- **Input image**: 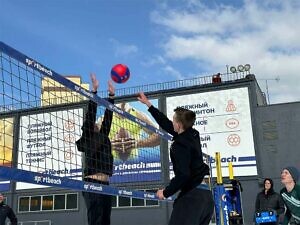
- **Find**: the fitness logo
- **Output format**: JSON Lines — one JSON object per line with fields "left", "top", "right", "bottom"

{"left": 226, "top": 100, "right": 236, "bottom": 112}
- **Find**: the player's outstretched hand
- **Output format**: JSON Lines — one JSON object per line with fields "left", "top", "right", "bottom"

{"left": 90, "top": 73, "right": 99, "bottom": 92}
{"left": 137, "top": 92, "right": 152, "bottom": 108}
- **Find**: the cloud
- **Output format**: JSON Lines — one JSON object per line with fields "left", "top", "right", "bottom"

{"left": 151, "top": 0, "right": 300, "bottom": 103}
{"left": 140, "top": 55, "right": 184, "bottom": 80}
{"left": 141, "top": 55, "right": 166, "bottom": 67}
{"left": 109, "top": 39, "right": 138, "bottom": 57}
{"left": 162, "top": 65, "right": 184, "bottom": 80}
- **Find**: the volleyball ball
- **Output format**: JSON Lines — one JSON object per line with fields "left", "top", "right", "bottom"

{"left": 111, "top": 64, "right": 130, "bottom": 83}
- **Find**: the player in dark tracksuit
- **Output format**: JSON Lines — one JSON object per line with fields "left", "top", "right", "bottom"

{"left": 76, "top": 74, "right": 115, "bottom": 225}
{"left": 137, "top": 92, "right": 214, "bottom": 225}
{"left": 0, "top": 194, "right": 17, "bottom": 225}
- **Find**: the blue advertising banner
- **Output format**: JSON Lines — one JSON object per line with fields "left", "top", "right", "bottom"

{"left": 214, "top": 185, "right": 230, "bottom": 225}
{"left": 0, "top": 166, "right": 173, "bottom": 201}
{"left": 97, "top": 100, "right": 162, "bottom": 183}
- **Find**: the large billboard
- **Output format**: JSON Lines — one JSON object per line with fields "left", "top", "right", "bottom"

{"left": 16, "top": 108, "right": 83, "bottom": 189}
{"left": 166, "top": 87, "right": 257, "bottom": 177}
{"left": 16, "top": 99, "right": 161, "bottom": 188}
{"left": 107, "top": 99, "right": 162, "bottom": 183}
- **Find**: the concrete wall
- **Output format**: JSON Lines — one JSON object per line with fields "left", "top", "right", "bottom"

{"left": 111, "top": 203, "right": 171, "bottom": 225}
{"left": 255, "top": 102, "right": 300, "bottom": 177}
{"left": 239, "top": 101, "right": 300, "bottom": 225}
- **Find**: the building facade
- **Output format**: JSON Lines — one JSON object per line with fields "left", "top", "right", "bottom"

{"left": 1, "top": 74, "right": 300, "bottom": 225}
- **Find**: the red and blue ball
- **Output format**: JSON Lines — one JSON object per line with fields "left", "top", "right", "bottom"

{"left": 111, "top": 64, "right": 130, "bottom": 83}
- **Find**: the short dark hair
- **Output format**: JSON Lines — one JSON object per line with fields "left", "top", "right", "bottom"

{"left": 174, "top": 107, "right": 196, "bottom": 130}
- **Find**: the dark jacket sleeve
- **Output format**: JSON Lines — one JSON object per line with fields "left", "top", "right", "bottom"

{"left": 82, "top": 100, "right": 97, "bottom": 136}
{"left": 76, "top": 100, "right": 97, "bottom": 152}
{"left": 148, "top": 105, "right": 177, "bottom": 136}
{"left": 255, "top": 193, "right": 260, "bottom": 212}
{"left": 276, "top": 193, "right": 285, "bottom": 216}
{"left": 76, "top": 98, "right": 114, "bottom": 152}
{"left": 163, "top": 141, "right": 191, "bottom": 198}
{"left": 7, "top": 206, "right": 17, "bottom": 225}
{"left": 282, "top": 209, "right": 291, "bottom": 225}
{"left": 99, "top": 97, "right": 114, "bottom": 136}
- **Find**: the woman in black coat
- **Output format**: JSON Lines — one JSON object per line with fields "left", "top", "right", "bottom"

{"left": 255, "top": 178, "right": 285, "bottom": 225}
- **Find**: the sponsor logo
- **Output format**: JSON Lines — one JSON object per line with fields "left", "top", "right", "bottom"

{"left": 118, "top": 190, "right": 133, "bottom": 196}
{"left": 64, "top": 149, "right": 74, "bottom": 160}
{"left": 83, "top": 183, "right": 103, "bottom": 192}
{"left": 225, "top": 118, "right": 239, "bottom": 129}
{"left": 34, "top": 175, "right": 62, "bottom": 185}
{"left": 64, "top": 120, "right": 75, "bottom": 131}
{"left": 135, "top": 118, "right": 146, "bottom": 126}
{"left": 226, "top": 100, "right": 236, "bottom": 112}
{"left": 25, "top": 58, "right": 53, "bottom": 76}
{"left": 227, "top": 134, "right": 240, "bottom": 146}
{"left": 143, "top": 193, "right": 155, "bottom": 199}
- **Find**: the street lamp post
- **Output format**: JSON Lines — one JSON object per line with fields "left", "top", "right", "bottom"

{"left": 259, "top": 77, "right": 280, "bottom": 104}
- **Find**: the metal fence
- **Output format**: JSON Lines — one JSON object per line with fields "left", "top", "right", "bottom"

{"left": 98, "top": 72, "right": 247, "bottom": 97}
{"left": 0, "top": 70, "right": 248, "bottom": 113}
{"left": 7, "top": 220, "right": 51, "bottom": 225}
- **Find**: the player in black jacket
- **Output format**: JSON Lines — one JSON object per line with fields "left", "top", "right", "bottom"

{"left": 0, "top": 194, "right": 17, "bottom": 225}
{"left": 76, "top": 74, "right": 115, "bottom": 225}
{"left": 137, "top": 92, "right": 214, "bottom": 225}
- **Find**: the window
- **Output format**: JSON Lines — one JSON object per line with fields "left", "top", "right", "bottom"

{"left": 18, "top": 193, "right": 78, "bottom": 213}
{"left": 145, "top": 189, "right": 159, "bottom": 206}
{"left": 42, "top": 195, "right": 53, "bottom": 211}
{"left": 54, "top": 195, "right": 65, "bottom": 210}
{"left": 30, "top": 196, "right": 41, "bottom": 211}
{"left": 19, "top": 197, "right": 30, "bottom": 212}
{"left": 111, "top": 196, "right": 117, "bottom": 207}
{"left": 66, "top": 193, "right": 77, "bottom": 209}
{"left": 146, "top": 199, "right": 159, "bottom": 206}
{"left": 118, "top": 196, "right": 130, "bottom": 207}
{"left": 132, "top": 198, "right": 144, "bottom": 206}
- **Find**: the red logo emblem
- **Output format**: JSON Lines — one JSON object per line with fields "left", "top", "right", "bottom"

{"left": 64, "top": 134, "right": 75, "bottom": 143}
{"left": 226, "top": 100, "right": 236, "bottom": 112}
{"left": 225, "top": 118, "right": 239, "bottom": 129}
{"left": 64, "top": 120, "right": 75, "bottom": 131}
{"left": 227, "top": 134, "right": 240, "bottom": 146}
{"left": 64, "top": 149, "right": 74, "bottom": 160}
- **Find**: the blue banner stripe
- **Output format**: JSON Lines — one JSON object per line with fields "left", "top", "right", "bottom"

{"left": 233, "top": 164, "right": 257, "bottom": 167}
{"left": 0, "top": 166, "right": 173, "bottom": 201}
{"left": 238, "top": 156, "right": 256, "bottom": 161}
{"left": 210, "top": 163, "right": 257, "bottom": 169}
{"left": 0, "top": 182, "right": 10, "bottom": 192}
{"left": 0, "top": 42, "right": 172, "bottom": 141}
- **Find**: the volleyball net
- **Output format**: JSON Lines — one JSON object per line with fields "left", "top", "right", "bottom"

{"left": 0, "top": 41, "right": 173, "bottom": 200}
